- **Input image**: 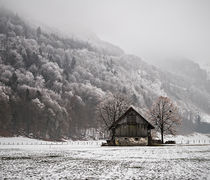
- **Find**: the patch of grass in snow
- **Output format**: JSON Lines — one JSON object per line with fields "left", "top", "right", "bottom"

{"left": 129, "top": 166, "right": 143, "bottom": 169}
{"left": 188, "top": 150, "right": 210, "bottom": 153}
{"left": 1, "top": 156, "right": 31, "bottom": 160}
{"left": 46, "top": 155, "right": 60, "bottom": 158}
{"left": 1, "top": 154, "right": 62, "bottom": 161}
{"left": 174, "top": 158, "right": 210, "bottom": 162}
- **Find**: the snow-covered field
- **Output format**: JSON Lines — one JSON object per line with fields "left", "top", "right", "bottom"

{"left": 1, "top": 137, "right": 210, "bottom": 179}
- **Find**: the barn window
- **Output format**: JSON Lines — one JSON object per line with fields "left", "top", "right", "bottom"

{"left": 127, "top": 111, "right": 136, "bottom": 124}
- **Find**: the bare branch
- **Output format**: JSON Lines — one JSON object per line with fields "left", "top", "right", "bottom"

{"left": 96, "top": 93, "right": 129, "bottom": 140}
{"left": 147, "top": 96, "right": 181, "bottom": 143}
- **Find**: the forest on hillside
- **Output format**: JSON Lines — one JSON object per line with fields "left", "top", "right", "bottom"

{"left": 0, "top": 9, "right": 210, "bottom": 140}
{"left": 0, "top": 9, "right": 138, "bottom": 139}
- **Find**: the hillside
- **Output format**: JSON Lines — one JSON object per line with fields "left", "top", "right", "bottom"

{"left": 0, "top": 9, "right": 209, "bottom": 140}
{"left": 153, "top": 58, "right": 210, "bottom": 128}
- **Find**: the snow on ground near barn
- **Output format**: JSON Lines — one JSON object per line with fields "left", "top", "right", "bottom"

{"left": 165, "top": 133, "right": 210, "bottom": 144}
{"left": 0, "top": 135, "right": 210, "bottom": 179}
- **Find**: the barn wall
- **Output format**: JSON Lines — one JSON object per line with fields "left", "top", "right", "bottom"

{"left": 115, "top": 124, "right": 148, "bottom": 137}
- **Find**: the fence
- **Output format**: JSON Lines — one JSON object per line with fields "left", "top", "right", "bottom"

{"left": 0, "top": 140, "right": 210, "bottom": 146}
{"left": 0, "top": 141, "right": 103, "bottom": 146}
{"left": 176, "top": 139, "right": 210, "bottom": 144}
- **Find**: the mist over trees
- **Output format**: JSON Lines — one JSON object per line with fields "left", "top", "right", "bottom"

{"left": 0, "top": 9, "right": 209, "bottom": 139}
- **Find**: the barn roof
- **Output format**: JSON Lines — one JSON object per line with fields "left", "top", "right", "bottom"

{"left": 112, "top": 106, "right": 155, "bottom": 129}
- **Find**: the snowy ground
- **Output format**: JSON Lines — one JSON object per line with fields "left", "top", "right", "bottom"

{"left": 0, "top": 137, "right": 210, "bottom": 179}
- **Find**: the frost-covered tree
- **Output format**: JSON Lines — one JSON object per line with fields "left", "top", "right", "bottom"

{"left": 148, "top": 96, "right": 181, "bottom": 143}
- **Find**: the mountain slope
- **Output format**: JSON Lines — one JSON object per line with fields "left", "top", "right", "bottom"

{"left": 0, "top": 9, "right": 209, "bottom": 139}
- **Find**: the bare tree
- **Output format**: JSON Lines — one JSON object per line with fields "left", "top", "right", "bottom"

{"left": 148, "top": 96, "right": 181, "bottom": 144}
{"left": 97, "top": 94, "right": 129, "bottom": 144}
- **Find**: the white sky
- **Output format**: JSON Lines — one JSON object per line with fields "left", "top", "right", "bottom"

{"left": 1, "top": 0, "right": 210, "bottom": 63}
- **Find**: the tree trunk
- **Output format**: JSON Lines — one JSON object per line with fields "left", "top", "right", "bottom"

{"left": 161, "top": 116, "right": 164, "bottom": 144}
{"left": 111, "top": 128, "right": 116, "bottom": 145}
{"left": 148, "top": 131, "right": 152, "bottom": 145}
{"left": 161, "top": 130, "right": 164, "bottom": 144}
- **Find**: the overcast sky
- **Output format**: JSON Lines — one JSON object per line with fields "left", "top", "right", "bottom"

{"left": 1, "top": 0, "right": 210, "bottom": 63}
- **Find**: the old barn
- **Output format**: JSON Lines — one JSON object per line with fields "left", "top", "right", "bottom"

{"left": 113, "top": 106, "right": 154, "bottom": 146}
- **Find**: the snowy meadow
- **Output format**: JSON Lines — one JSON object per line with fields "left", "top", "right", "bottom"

{"left": 1, "top": 137, "right": 210, "bottom": 179}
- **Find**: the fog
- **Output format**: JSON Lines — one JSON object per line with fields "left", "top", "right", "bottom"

{"left": 1, "top": 0, "right": 210, "bottom": 63}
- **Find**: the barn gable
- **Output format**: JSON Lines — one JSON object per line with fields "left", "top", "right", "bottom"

{"left": 115, "top": 106, "right": 154, "bottom": 129}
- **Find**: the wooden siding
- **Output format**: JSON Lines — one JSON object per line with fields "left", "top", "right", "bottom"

{"left": 115, "top": 124, "right": 148, "bottom": 137}
{"left": 115, "top": 109, "right": 149, "bottom": 137}
{"left": 117, "top": 112, "right": 146, "bottom": 125}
